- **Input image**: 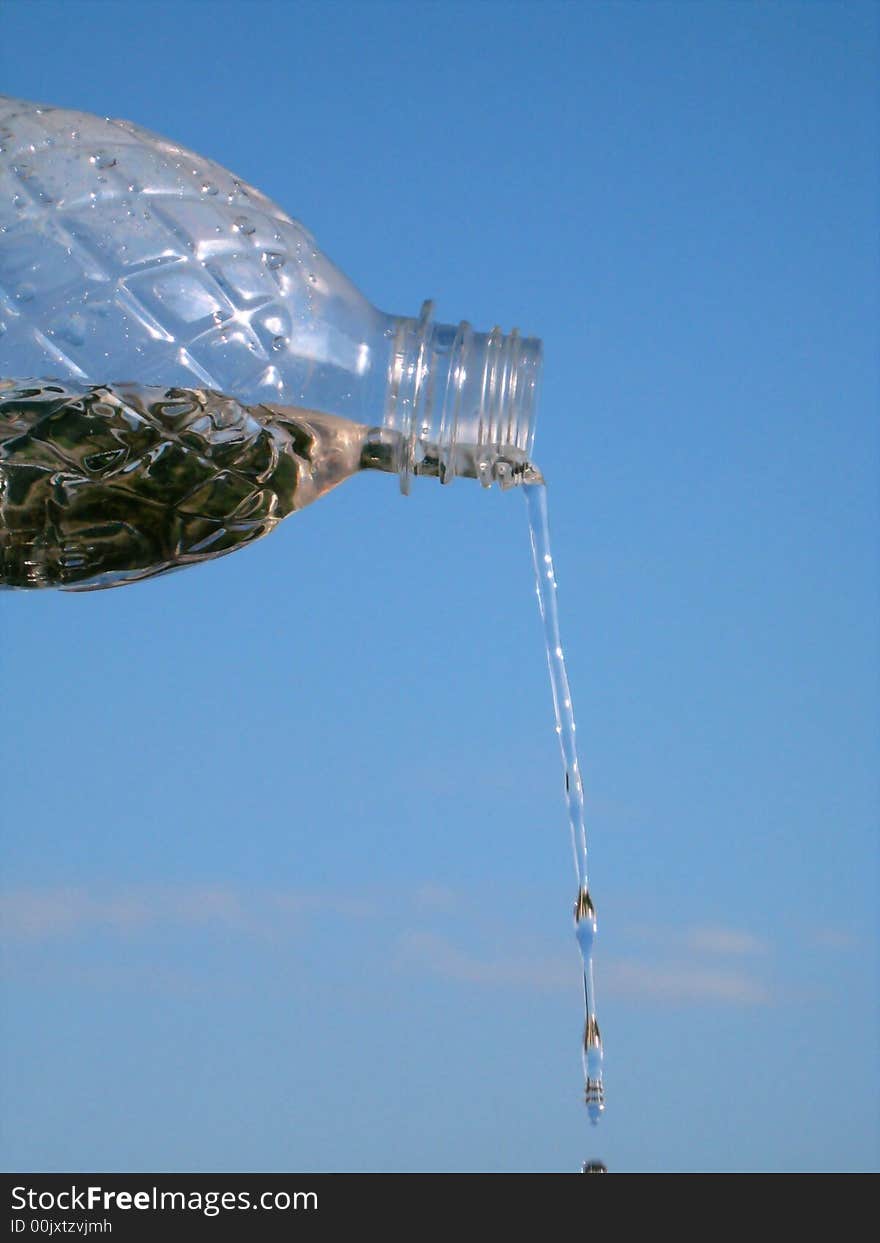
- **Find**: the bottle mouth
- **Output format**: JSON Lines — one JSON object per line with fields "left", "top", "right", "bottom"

{"left": 384, "top": 300, "right": 542, "bottom": 492}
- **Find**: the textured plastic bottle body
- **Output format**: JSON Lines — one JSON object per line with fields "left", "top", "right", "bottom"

{"left": 0, "top": 97, "right": 541, "bottom": 485}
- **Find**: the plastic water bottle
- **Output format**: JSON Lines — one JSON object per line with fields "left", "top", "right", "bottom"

{"left": 0, "top": 96, "right": 542, "bottom": 589}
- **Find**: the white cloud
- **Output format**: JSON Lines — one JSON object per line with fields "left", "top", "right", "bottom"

{"left": 0, "top": 888, "right": 778, "bottom": 1007}
{"left": 0, "top": 885, "right": 373, "bottom": 940}
{"left": 682, "top": 925, "right": 767, "bottom": 956}
{"left": 604, "top": 959, "right": 770, "bottom": 1005}
{"left": 396, "top": 930, "right": 571, "bottom": 991}
{"left": 397, "top": 931, "right": 770, "bottom": 1005}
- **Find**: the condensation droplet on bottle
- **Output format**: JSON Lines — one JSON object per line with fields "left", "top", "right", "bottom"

{"left": 89, "top": 152, "right": 116, "bottom": 169}
{"left": 234, "top": 216, "right": 255, "bottom": 235}
{"left": 271, "top": 335, "right": 288, "bottom": 352}
{"left": 263, "top": 251, "right": 285, "bottom": 271}
{"left": 201, "top": 182, "right": 218, "bottom": 196}
{"left": 14, "top": 283, "right": 35, "bottom": 303}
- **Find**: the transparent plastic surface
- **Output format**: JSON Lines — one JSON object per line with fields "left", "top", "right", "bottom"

{"left": 0, "top": 96, "right": 385, "bottom": 418}
{"left": 0, "top": 97, "right": 541, "bottom": 490}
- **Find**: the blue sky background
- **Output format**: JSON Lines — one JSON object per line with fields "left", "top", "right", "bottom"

{"left": 1, "top": 0, "right": 877, "bottom": 1173}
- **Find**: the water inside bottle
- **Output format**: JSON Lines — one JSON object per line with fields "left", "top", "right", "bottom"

{"left": 0, "top": 378, "right": 368, "bottom": 590}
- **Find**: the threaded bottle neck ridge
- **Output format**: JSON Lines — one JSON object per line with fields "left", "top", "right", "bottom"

{"left": 381, "top": 301, "right": 542, "bottom": 492}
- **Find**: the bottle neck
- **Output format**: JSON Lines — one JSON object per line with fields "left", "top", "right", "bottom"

{"left": 366, "top": 301, "right": 542, "bottom": 492}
